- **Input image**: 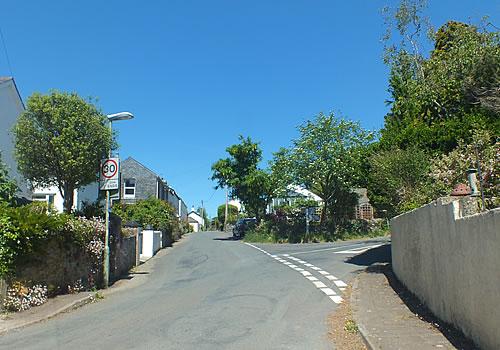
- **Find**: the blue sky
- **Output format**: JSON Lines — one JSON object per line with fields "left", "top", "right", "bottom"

{"left": 1, "top": 1, "right": 498, "bottom": 217}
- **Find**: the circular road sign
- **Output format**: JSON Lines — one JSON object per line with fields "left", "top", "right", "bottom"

{"left": 101, "top": 159, "right": 118, "bottom": 179}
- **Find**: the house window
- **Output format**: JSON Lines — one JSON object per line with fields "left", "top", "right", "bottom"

{"left": 124, "top": 178, "right": 136, "bottom": 199}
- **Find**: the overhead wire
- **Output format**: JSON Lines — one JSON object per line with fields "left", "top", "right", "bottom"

{"left": 0, "top": 25, "right": 13, "bottom": 76}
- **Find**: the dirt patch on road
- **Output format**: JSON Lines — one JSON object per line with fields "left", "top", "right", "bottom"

{"left": 327, "top": 285, "right": 367, "bottom": 350}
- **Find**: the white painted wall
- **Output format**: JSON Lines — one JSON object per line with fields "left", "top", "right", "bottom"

{"left": 140, "top": 230, "right": 161, "bottom": 260}
{"left": 392, "top": 197, "right": 500, "bottom": 350}
{"left": 32, "top": 182, "right": 99, "bottom": 212}
{"left": 0, "top": 78, "right": 30, "bottom": 199}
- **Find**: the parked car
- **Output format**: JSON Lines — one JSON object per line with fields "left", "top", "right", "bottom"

{"left": 232, "top": 218, "right": 257, "bottom": 239}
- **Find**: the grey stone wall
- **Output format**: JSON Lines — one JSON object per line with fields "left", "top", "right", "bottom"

{"left": 392, "top": 197, "right": 500, "bottom": 350}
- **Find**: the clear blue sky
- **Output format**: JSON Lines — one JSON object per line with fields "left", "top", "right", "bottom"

{"left": 1, "top": 1, "right": 498, "bottom": 217}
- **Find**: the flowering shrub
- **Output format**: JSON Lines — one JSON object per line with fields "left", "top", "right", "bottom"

{"left": 430, "top": 130, "right": 499, "bottom": 208}
{"left": 3, "top": 281, "right": 48, "bottom": 312}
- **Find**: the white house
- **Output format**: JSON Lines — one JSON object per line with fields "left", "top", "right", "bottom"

{"left": 32, "top": 183, "right": 99, "bottom": 212}
{"left": 267, "top": 185, "right": 323, "bottom": 213}
{"left": 188, "top": 210, "right": 204, "bottom": 232}
{"left": 0, "top": 77, "right": 31, "bottom": 200}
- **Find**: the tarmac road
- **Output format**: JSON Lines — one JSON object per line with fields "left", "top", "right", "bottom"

{"left": 0, "top": 231, "right": 390, "bottom": 350}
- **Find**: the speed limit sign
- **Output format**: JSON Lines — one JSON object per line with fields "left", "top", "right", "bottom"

{"left": 100, "top": 158, "right": 120, "bottom": 190}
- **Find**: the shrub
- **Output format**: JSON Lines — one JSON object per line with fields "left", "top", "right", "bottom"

{"left": 112, "top": 198, "right": 175, "bottom": 233}
{"left": 3, "top": 281, "right": 48, "bottom": 311}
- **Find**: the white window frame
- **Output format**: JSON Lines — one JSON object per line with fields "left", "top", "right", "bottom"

{"left": 124, "top": 178, "right": 136, "bottom": 199}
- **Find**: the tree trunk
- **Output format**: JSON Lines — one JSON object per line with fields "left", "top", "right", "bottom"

{"left": 62, "top": 183, "right": 75, "bottom": 213}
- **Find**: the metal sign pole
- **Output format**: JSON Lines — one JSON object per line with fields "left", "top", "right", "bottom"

{"left": 103, "top": 189, "right": 110, "bottom": 288}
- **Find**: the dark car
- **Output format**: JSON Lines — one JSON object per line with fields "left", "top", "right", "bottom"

{"left": 232, "top": 218, "right": 257, "bottom": 239}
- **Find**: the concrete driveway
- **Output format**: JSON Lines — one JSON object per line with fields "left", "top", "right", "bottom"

{"left": 0, "top": 231, "right": 390, "bottom": 350}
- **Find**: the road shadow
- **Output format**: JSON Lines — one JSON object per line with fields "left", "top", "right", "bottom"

{"left": 365, "top": 264, "right": 477, "bottom": 350}
{"left": 213, "top": 236, "right": 238, "bottom": 241}
{"left": 345, "top": 244, "right": 391, "bottom": 266}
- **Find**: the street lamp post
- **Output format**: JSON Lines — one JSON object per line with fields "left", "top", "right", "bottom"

{"left": 103, "top": 112, "right": 134, "bottom": 289}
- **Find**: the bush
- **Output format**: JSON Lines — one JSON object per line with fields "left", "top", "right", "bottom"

{"left": 0, "top": 202, "right": 105, "bottom": 279}
{"left": 112, "top": 198, "right": 175, "bottom": 233}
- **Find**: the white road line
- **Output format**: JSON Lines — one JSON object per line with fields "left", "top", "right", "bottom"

{"left": 334, "top": 280, "right": 348, "bottom": 288}
{"left": 320, "top": 288, "right": 336, "bottom": 296}
{"left": 326, "top": 275, "right": 338, "bottom": 281}
{"left": 334, "top": 244, "right": 384, "bottom": 254}
{"left": 244, "top": 242, "right": 345, "bottom": 305}
{"left": 290, "top": 242, "right": 385, "bottom": 255}
{"left": 313, "top": 281, "right": 327, "bottom": 288}
{"left": 330, "top": 296, "right": 343, "bottom": 304}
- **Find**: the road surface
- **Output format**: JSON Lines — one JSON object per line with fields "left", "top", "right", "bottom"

{"left": 0, "top": 231, "right": 390, "bottom": 350}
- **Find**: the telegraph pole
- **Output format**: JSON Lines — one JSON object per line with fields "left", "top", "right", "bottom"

{"left": 224, "top": 187, "right": 229, "bottom": 231}
{"left": 201, "top": 200, "right": 204, "bottom": 231}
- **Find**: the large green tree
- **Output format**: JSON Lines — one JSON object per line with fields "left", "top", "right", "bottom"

{"left": 271, "top": 113, "right": 374, "bottom": 230}
{"left": 217, "top": 204, "right": 239, "bottom": 227}
{"left": 14, "top": 92, "right": 113, "bottom": 212}
{"left": 381, "top": 2, "right": 499, "bottom": 153}
{"left": 211, "top": 136, "right": 274, "bottom": 222}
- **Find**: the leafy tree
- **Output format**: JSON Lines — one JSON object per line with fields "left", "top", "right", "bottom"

{"left": 14, "top": 92, "right": 113, "bottom": 213}
{"left": 212, "top": 136, "right": 274, "bottom": 222}
{"left": 271, "top": 113, "right": 374, "bottom": 230}
{"left": 367, "top": 146, "right": 433, "bottom": 216}
{"left": 0, "top": 153, "right": 18, "bottom": 205}
{"left": 112, "top": 198, "right": 176, "bottom": 232}
{"left": 217, "top": 204, "right": 239, "bottom": 227}
{"left": 381, "top": 2, "right": 499, "bottom": 153}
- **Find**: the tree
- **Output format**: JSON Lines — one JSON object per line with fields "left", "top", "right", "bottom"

{"left": 367, "top": 146, "right": 433, "bottom": 216}
{"left": 14, "top": 92, "right": 113, "bottom": 212}
{"left": 211, "top": 136, "right": 274, "bottom": 222}
{"left": 0, "top": 153, "right": 18, "bottom": 205}
{"left": 217, "top": 204, "right": 238, "bottom": 227}
{"left": 381, "top": 2, "right": 499, "bottom": 153}
{"left": 112, "top": 197, "right": 176, "bottom": 232}
{"left": 271, "top": 113, "right": 374, "bottom": 230}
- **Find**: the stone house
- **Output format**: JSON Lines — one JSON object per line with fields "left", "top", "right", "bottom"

{"left": 119, "top": 157, "right": 168, "bottom": 204}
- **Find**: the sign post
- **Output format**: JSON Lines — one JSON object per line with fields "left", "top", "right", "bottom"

{"left": 100, "top": 158, "right": 120, "bottom": 288}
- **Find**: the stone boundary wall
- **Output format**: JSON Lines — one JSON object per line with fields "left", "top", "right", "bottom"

{"left": 391, "top": 197, "right": 500, "bottom": 350}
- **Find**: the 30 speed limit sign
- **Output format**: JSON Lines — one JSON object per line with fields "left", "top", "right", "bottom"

{"left": 100, "top": 158, "right": 120, "bottom": 190}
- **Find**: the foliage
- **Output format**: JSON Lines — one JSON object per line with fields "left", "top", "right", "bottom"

{"left": 75, "top": 200, "right": 105, "bottom": 219}
{"left": 367, "top": 146, "right": 434, "bottom": 216}
{"left": 429, "top": 130, "right": 499, "bottom": 208}
{"left": 0, "top": 202, "right": 104, "bottom": 279}
{"left": 217, "top": 204, "right": 239, "bottom": 227}
{"left": 271, "top": 112, "right": 374, "bottom": 230}
{"left": 0, "top": 153, "right": 18, "bottom": 205}
{"left": 14, "top": 91, "right": 113, "bottom": 212}
{"left": 381, "top": 8, "right": 500, "bottom": 153}
{"left": 112, "top": 198, "right": 176, "bottom": 233}
{"left": 3, "top": 282, "right": 48, "bottom": 312}
{"left": 212, "top": 136, "right": 274, "bottom": 221}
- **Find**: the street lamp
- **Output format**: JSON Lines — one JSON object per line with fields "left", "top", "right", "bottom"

{"left": 103, "top": 111, "right": 134, "bottom": 289}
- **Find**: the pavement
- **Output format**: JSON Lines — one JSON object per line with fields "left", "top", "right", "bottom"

{"left": 0, "top": 231, "right": 466, "bottom": 350}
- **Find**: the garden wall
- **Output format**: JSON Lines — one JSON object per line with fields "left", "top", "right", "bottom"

{"left": 391, "top": 196, "right": 500, "bottom": 350}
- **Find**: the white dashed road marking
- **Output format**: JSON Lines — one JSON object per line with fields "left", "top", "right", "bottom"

{"left": 244, "top": 242, "right": 347, "bottom": 304}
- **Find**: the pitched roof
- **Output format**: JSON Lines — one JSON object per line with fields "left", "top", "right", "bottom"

{"left": 0, "top": 76, "right": 25, "bottom": 109}
{"left": 122, "top": 157, "right": 162, "bottom": 180}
